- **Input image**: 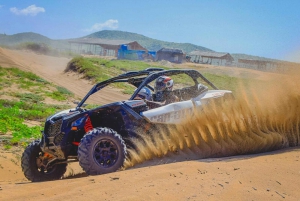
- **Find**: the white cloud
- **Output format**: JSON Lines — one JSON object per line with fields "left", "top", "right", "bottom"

{"left": 10, "top": 5, "right": 45, "bottom": 16}
{"left": 84, "top": 19, "right": 118, "bottom": 32}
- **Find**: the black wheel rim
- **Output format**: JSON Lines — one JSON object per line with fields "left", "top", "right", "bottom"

{"left": 93, "top": 138, "right": 119, "bottom": 168}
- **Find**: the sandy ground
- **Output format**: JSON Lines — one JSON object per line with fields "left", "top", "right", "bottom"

{"left": 0, "top": 48, "right": 129, "bottom": 105}
{"left": 0, "top": 148, "right": 299, "bottom": 201}
{"left": 0, "top": 48, "right": 299, "bottom": 200}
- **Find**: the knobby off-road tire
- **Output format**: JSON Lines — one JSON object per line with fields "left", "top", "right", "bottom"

{"left": 78, "top": 127, "right": 127, "bottom": 175}
{"left": 21, "top": 140, "right": 67, "bottom": 182}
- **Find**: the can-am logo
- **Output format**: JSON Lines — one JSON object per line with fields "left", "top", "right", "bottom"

{"left": 150, "top": 108, "right": 193, "bottom": 123}
{"left": 212, "top": 92, "right": 225, "bottom": 97}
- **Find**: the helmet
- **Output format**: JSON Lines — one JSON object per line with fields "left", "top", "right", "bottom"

{"left": 136, "top": 87, "right": 152, "bottom": 101}
{"left": 154, "top": 76, "right": 173, "bottom": 93}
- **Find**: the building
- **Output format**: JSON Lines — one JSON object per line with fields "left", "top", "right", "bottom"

{"left": 189, "top": 51, "right": 234, "bottom": 66}
{"left": 237, "top": 59, "right": 300, "bottom": 73}
{"left": 156, "top": 48, "right": 184, "bottom": 63}
{"left": 68, "top": 38, "right": 146, "bottom": 57}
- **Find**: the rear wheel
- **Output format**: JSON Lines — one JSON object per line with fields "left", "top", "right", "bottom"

{"left": 21, "top": 140, "right": 67, "bottom": 182}
{"left": 78, "top": 127, "right": 127, "bottom": 175}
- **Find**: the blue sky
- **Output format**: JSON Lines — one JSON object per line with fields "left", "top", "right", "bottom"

{"left": 0, "top": 0, "right": 300, "bottom": 62}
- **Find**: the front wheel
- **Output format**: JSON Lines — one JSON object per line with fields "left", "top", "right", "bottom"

{"left": 78, "top": 127, "right": 127, "bottom": 175}
{"left": 21, "top": 140, "right": 67, "bottom": 182}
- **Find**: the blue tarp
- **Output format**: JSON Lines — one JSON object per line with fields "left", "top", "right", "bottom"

{"left": 118, "top": 45, "right": 156, "bottom": 61}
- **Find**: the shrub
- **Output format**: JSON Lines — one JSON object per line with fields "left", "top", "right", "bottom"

{"left": 12, "top": 93, "right": 44, "bottom": 103}
{"left": 56, "top": 86, "right": 73, "bottom": 96}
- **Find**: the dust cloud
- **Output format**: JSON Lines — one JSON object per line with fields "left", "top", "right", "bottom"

{"left": 124, "top": 68, "right": 300, "bottom": 168}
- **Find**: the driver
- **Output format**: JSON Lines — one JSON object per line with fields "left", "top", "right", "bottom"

{"left": 144, "top": 76, "right": 179, "bottom": 109}
{"left": 154, "top": 75, "right": 179, "bottom": 104}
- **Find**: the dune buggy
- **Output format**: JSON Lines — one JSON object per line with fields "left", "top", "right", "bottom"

{"left": 21, "top": 68, "right": 233, "bottom": 181}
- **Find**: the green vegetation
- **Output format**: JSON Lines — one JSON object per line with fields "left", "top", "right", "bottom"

{"left": 0, "top": 67, "right": 74, "bottom": 102}
{"left": 65, "top": 56, "right": 165, "bottom": 79}
{"left": 0, "top": 67, "right": 74, "bottom": 148}
{"left": 45, "top": 86, "right": 74, "bottom": 101}
{"left": 0, "top": 99, "right": 70, "bottom": 147}
{"left": 12, "top": 92, "right": 44, "bottom": 103}
{"left": 7, "top": 67, "right": 43, "bottom": 81}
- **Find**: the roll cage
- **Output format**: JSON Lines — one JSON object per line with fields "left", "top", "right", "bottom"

{"left": 76, "top": 68, "right": 218, "bottom": 109}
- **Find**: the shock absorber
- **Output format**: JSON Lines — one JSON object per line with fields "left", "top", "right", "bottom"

{"left": 84, "top": 116, "right": 93, "bottom": 133}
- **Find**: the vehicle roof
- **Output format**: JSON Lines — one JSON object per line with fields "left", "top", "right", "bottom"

{"left": 76, "top": 68, "right": 218, "bottom": 108}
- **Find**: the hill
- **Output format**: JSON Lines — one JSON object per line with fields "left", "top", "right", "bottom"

{"left": 0, "top": 32, "right": 51, "bottom": 45}
{"left": 0, "top": 32, "right": 69, "bottom": 50}
{"left": 0, "top": 31, "right": 212, "bottom": 53}
{"left": 85, "top": 30, "right": 212, "bottom": 53}
{"left": 0, "top": 31, "right": 289, "bottom": 63}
